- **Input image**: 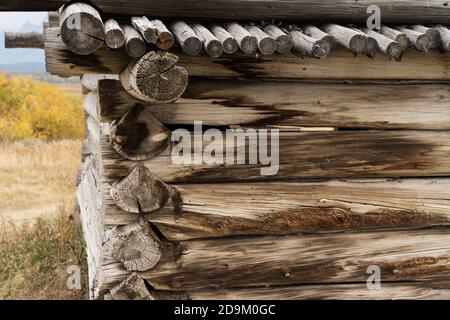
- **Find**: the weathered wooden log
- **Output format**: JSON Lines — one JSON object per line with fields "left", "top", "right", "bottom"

{"left": 321, "top": 24, "right": 367, "bottom": 54}
{"left": 289, "top": 30, "right": 331, "bottom": 59}
{"left": 354, "top": 29, "right": 378, "bottom": 58}
{"left": 109, "top": 273, "right": 153, "bottom": 300}
{"left": 398, "top": 28, "right": 432, "bottom": 52}
{"left": 191, "top": 24, "right": 223, "bottom": 58}
{"left": 301, "top": 25, "right": 336, "bottom": 50}
{"left": 226, "top": 23, "right": 257, "bottom": 54}
{"left": 362, "top": 28, "right": 403, "bottom": 61}
{"left": 152, "top": 281, "right": 450, "bottom": 300}
{"left": 110, "top": 164, "right": 182, "bottom": 214}
{"left": 380, "top": 26, "right": 411, "bottom": 51}
{"left": 210, "top": 25, "right": 238, "bottom": 54}
{"left": 44, "top": 28, "right": 450, "bottom": 80}
{"left": 170, "top": 21, "right": 202, "bottom": 56}
{"left": 81, "top": 74, "right": 120, "bottom": 92}
{"left": 101, "top": 130, "right": 450, "bottom": 184}
{"left": 245, "top": 25, "right": 277, "bottom": 55}
{"left": 104, "top": 19, "right": 125, "bottom": 49}
{"left": 76, "top": 155, "right": 103, "bottom": 298}
{"left": 4, "top": 31, "right": 44, "bottom": 49}
{"left": 102, "top": 177, "right": 450, "bottom": 240}
{"left": 5, "top": 1, "right": 450, "bottom": 24}
{"left": 110, "top": 105, "right": 170, "bottom": 160}
{"left": 122, "top": 25, "right": 146, "bottom": 58}
{"left": 120, "top": 51, "right": 188, "bottom": 103}
{"left": 82, "top": 92, "right": 99, "bottom": 122}
{"left": 131, "top": 16, "right": 158, "bottom": 44}
{"left": 102, "top": 228, "right": 450, "bottom": 290}
{"left": 108, "top": 219, "right": 162, "bottom": 272}
{"left": 59, "top": 2, "right": 105, "bottom": 55}
{"left": 435, "top": 26, "right": 450, "bottom": 51}
{"left": 411, "top": 25, "right": 441, "bottom": 49}
{"left": 150, "top": 19, "right": 174, "bottom": 50}
{"left": 97, "top": 79, "right": 450, "bottom": 130}
{"left": 263, "top": 25, "right": 292, "bottom": 54}
{"left": 48, "top": 11, "right": 59, "bottom": 28}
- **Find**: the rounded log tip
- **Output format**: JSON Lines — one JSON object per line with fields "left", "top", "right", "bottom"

{"left": 396, "top": 34, "right": 411, "bottom": 51}
{"left": 106, "top": 29, "right": 125, "bottom": 49}
{"left": 312, "top": 39, "right": 331, "bottom": 59}
{"left": 121, "top": 51, "right": 188, "bottom": 103}
{"left": 206, "top": 39, "right": 224, "bottom": 58}
{"left": 60, "top": 10, "right": 105, "bottom": 56}
{"left": 416, "top": 34, "right": 432, "bottom": 52}
{"left": 240, "top": 35, "right": 257, "bottom": 54}
{"left": 258, "top": 37, "right": 277, "bottom": 55}
{"left": 223, "top": 37, "right": 239, "bottom": 54}
{"left": 366, "top": 37, "right": 379, "bottom": 58}
{"left": 126, "top": 38, "right": 147, "bottom": 58}
{"left": 322, "top": 35, "right": 336, "bottom": 50}
{"left": 349, "top": 34, "right": 367, "bottom": 54}
{"left": 156, "top": 32, "right": 175, "bottom": 50}
{"left": 387, "top": 42, "right": 403, "bottom": 61}
{"left": 111, "top": 221, "right": 162, "bottom": 272}
{"left": 182, "top": 36, "right": 202, "bottom": 56}
{"left": 275, "top": 34, "right": 293, "bottom": 54}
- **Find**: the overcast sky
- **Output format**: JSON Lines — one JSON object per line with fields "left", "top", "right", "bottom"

{"left": 0, "top": 12, "right": 47, "bottom": 30}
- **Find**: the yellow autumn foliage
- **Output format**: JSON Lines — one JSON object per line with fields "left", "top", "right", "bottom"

{"left": 0, "top": 74, "right": 83, "bottom": 140}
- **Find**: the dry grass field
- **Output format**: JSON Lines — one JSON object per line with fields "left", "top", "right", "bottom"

{"left": 0, "top": 76, "right": 88, "bottom": 299}
{"left": 0, "top": 140, "right": 88, "bottom": 299}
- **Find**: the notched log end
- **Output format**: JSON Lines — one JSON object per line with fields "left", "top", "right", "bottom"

{"left": 111, "top": 220, "right": 162, "bottom": 272}
{"left": 120, "top": 51, "right": 189, "bottom": 103}
{"left": 110, "top": 105, "right": 170, "bottom": 160}
{"left": 109, "top": 273, "right": 154, "bottom": 300}
{"left": 110, "top": 164, "right": 183, "bottom": 214}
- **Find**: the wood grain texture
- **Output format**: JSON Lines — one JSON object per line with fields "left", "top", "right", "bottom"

{"left": 5, "top": 1, "right": 450, "bottom": 24}
{"left": 97, "top": 79, "right": 450, "bottom": 130}
{"left": 153, "top": 281, "right": 450, "bottom": 300}
{"left": 100, "top": 130, "right": 450, "bottom": 184}
{"left": 44, "top": 28, "right": 450, "bottom": 80}
{"left": 101, "top": 178, "right": 450, "bottom": 240}
{"left": 101, "top": 228, "right": 450, "bottom": 290}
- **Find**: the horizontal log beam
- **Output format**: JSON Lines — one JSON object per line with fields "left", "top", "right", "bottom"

{"left": 45, "top": 28, "right": 450, "bottom": 80}
{"left": 97, "top": 79, "right": 450, "bottom": 130}
{"left": 152, "top": 281, "right": 450, "bottom": 300}
{"left": 101, "top": 178, "right": 450, "bottom": 240}
{"left": 3, "top": 1, "right": 450, "bottom": 24}
{"left": 102, "top": 228, "right": 450, "bottom": 290}
{"left": 100, "top": 130, "right": 450, "bottom": 184}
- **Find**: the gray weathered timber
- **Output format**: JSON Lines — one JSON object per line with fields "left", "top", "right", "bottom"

{"left": 97, "top": 79, "right": 450, "bottom": 129}
{"left": 170, "top": 21, "right": 202, "bottom": 56}
{"left": 104, "top": 19, "right": 125, "bottom": 49}
{"left": 101, "top": 228, "right": 450, "bottom": 290}
{"left": 4, "top": 1, "right": 450, "bottom": 24}
{"left": 435, "top": 26, "right": 450, "bottom": 51}
{"left": 321, "top": 24, "right": 367, "bottom": 54}
{"left": 101, "top": 178, "right": 450, "bottom": 240}
{"left": 245, "top": 25, "right": 277, "bottom": 55}
{"left": 263, "top": 25, "right": 292, "bottom": 54}
{"left": 59, "top": 3, "right": 105, "bottom": 55}
{"left": 107, "top": 219, "right": 162, "bottom": 272}
{"left": 120, "top": 51, "right": 188, "bottom": 103}
{"left": 131, "top": 16, "right": 158, "bottom": 44}
{"left": 122, "top": 25, "right": 146, "bottom": 58}
{"left": 226, "top": 23, "right": 257, "bottom": 54}
{"left": 411, "top": 25, "right": 441, "bottom": 49}
{"left": 290, "top": 30, "right": 331, "bottom": 59}
{"left": 109, "top": 273, "right": 153, "bottom": 300}
{"left": 398, "top": 28, "right": 432, "bottom": 52}
{"left": 4, "top": 31, "right": 44, "bottom": 48}
{"left": 110, "top": 105, "right": 171, "bottom": 161}
{"left": 362, "top": 29, "right": 402, "bottom": 61}
{"left": 301, "top": 25, "right": 335, "bottom": 50}
{"left": 380, "top": 26, "right": 411, "bottom": 51}
{"left": 100, "top": 130, "right": 450, "bottom": 184}
{"left": 44, "top": 28, "right": 450, "bottom": 80}
{"left": 152, "top": 282, "right": 450, "bottom": 300}
{"left": 210, "top": 25, "right": 238, "bottom": 54}
{"left": 192, "top": 24, "right": 223, "bottom": 58}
